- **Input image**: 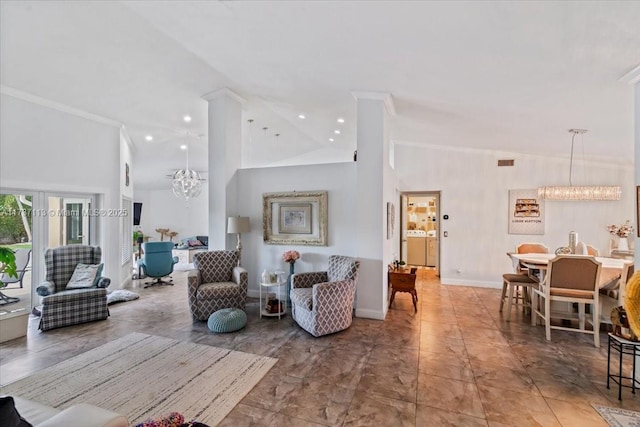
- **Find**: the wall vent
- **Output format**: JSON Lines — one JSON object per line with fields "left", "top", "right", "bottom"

{"left": 497, "top": 159, "right": 515, "bottom": 167}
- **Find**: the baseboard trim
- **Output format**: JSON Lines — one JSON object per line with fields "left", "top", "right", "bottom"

{"left": 355, "top": 308, "right": 386, "bottom": 320}
{"left": 439, "top": 277, "right": 502, "bottom": 289}
{"left": 119, "top": 275, "right": 132, "bottom": 290}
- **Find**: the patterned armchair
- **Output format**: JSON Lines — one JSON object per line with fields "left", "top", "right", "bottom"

{"left": 290, "top": 255, "right": 360, "bottom": 337}
{"left": 187, "top": 250, "right": 248, "bottom": 321}
{"left": 36, "top": 245, "right": 111, "bottom": 331}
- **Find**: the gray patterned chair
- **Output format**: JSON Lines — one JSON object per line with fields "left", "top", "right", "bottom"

{"left": 188, "top": 250, "right": 248, "bottom": 321}
{"left": 36, "top": 245, "right": 111, "bottom": 331}
{"left": 290, "top": 255, "right": 360, "bottom": 337}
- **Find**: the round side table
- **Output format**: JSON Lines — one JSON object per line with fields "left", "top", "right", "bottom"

{"left": 259, "top": 280, "right": 287, "bottom": 319}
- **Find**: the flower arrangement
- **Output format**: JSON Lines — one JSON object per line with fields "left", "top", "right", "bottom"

{"left": 282, "top": 250, "right": 300, "bottom": 264}
{"left": 607, "top": 220, "right": 634, "bottom": 237}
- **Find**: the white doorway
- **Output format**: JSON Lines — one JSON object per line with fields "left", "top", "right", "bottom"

{"left": 401, "top": 192, "right": 440, "bottom": 274}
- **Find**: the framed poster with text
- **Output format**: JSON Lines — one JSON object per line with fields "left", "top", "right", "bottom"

{"left": 508, "top": 189, "right": 545, "bottom": 235}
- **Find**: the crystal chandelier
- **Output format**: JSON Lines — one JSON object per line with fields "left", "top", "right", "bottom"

{"left": 172, "top": 144, "right": 202, "bottom": 203}
{"left": 538, "top": 129, "right": 621, "bottom": 201}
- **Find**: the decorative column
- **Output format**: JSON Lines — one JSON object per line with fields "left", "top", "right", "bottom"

{"left": 353, "top": 92, "right": 396, "bottom": 320}
{"left": 202, "top": 88, "right": 244, "bottom": 250}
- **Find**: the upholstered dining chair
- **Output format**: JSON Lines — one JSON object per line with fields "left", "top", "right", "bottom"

{"left": 600, "top": 263, "right": 634, "bottom": 326}
{"left": 187, "top": 250, "right": 247, "bottom": 321}
{"left": 290, "top": 255, "right": 360, "bottom": 337}
{"left": 516, "top": 243, "right": 549, "bottom": 254}
{"left": 139, "top": 241, "right": 178, "bottom": 288}
{"left": 531, "top": 255, "right": 602, "bottom": 347}
{"left": 36, "top": 245, "right": 111, "bottom": 331}
{"left": 501, "top": 243, "right": 548, "bottom": 319}
{"left": 500, "top": 272, "right": 538, "bottom": 321}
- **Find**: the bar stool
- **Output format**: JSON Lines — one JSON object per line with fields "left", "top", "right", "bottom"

{"left": 607, "top": 333, "right": 640, "bottom": 400}
{"left": 500, "top": 273, "right": 538, "bottom": 321}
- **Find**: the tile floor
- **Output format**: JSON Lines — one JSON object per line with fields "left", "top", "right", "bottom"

{"left": 1, "top": 268, "right": 639, "bottom": 426}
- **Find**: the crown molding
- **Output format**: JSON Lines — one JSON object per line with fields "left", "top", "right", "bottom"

{"left": 619, "top": 64, "right": 640, "bottom": 85}
{"left": 0, "top": 85, "right": 122, "bottom": 127}
{"left": 351, "top": 91, "right": 396, "bottom": 116}
{"left": 201, "top": 87, "right": 246, "bottom": 104}
{"left": 120, "top": 126, "right": 137, "bottom": 154}
{"left": 393, "top": 139, "right": 631, "bottom": 168}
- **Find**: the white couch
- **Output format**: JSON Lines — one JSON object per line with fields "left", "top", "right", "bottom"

{"left": 12, "top": 396, "right": 128, "bottom": 427}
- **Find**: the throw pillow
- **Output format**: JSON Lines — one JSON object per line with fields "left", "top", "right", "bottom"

{"left": 0, "top": 396, "right": 33, "bottom": 427}
{"left": 65, "top": 263, "right": 103, "bottom": 290}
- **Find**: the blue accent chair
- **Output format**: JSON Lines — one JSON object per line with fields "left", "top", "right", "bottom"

{"left": 139, "top": 242, "right": 179, "bottom": 288}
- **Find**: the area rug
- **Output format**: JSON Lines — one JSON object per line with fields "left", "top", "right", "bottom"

{"left": 106, "top": 289, "right": 140, "bottom": 305}
{"left": 593, "top": 404, "right": 640, "bottom": 427}
{"left": 0, "top": 332, "right": 277, "bottom": 425}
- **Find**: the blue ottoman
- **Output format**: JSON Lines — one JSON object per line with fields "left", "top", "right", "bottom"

{"left": 207, "top": 308, "right": 247, "bottom": 333}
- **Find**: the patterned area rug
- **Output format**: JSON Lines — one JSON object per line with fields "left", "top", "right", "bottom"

{"left": 1, "top": 332, "right": 277, "bottom": 425}
{"left": 593, "top": 404, "right": 640, "bottom": 427}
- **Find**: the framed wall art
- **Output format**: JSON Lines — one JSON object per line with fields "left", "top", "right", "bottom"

{"left": 508, "top": 189, "right": 545, "bottom": 235}
{"left": 263, "top": 190, "right": 328, "bottom": 246}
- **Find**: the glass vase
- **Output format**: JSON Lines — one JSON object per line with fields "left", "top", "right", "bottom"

{"left": 618, "top": 236, "right": 629, "bottom": 251}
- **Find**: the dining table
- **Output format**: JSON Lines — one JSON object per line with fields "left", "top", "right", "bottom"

{"left": 507, "top": 252, "right": 631, "bottom": 289}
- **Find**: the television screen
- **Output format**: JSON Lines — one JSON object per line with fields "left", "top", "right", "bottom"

{"left": 133, "top": 202, "right": 142, "bottom": 226}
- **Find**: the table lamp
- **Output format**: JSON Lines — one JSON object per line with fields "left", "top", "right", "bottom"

{"left": 227, "top": 216, "right": 250, "bottom": 266}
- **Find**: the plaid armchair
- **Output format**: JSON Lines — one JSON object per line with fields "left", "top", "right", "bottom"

{"left": 36, "top": 245, "right": 110, "bottom": 331}
{"left": 187, "top": 250, "right": 247, "bottom": 321}
{"left": 290, "top": 255, "right": 360, "bottom": 337}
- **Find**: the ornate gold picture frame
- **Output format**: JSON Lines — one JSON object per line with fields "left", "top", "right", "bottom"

{"left": 263, "top": 191, "right": 328, "bottom": 246}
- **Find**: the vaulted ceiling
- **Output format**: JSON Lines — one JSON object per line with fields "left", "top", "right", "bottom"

{"left": 2, "top": 1, "right": 639, "bottom": 189}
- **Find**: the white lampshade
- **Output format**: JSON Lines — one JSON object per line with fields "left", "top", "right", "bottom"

{"left": 227, "top": 216, "right": 250, "bottom": 234}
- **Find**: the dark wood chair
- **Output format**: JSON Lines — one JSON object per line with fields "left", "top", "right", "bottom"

{"left": 388, "top": 269, "right": 418, "bottom": 312}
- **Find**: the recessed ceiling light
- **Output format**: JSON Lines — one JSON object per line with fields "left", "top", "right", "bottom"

{"left": 298, "top": 114, "right": 306, "bottom": 119}
{"left": 337, "top": 118, "right": 345, "bottom": 123}
{"left": 183, "top": 115, "right": 192, "bottom": 122}
{"left": 334, "top": 130, "right": 341, "bottom": 134}
{"left": 329, "top": 138, "right": 334, "bottom": 142}
{"left": 180, "top": 144, "right": 187, "bottom": 150}
{"left": 145, "top": 135, "right": 153, "bottom": 141}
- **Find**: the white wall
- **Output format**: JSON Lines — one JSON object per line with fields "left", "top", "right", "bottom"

{"left": 396, "top": 143, "right": 633, "bottom": 287}
{"left": 0, "top": 93, "right": 123, "bottom": 285}
{"left": 119, "top": 128, "right": 134, "bottom": 287}
{"left": 237, "top": 163, "right": 358, "bottom": 297}
{"left": 134, "top": 184, "right": 209, "bottom": 243}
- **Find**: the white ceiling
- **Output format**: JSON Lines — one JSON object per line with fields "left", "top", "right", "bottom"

{"left": 2, "top": 1, "right": 639, "bottom": 190}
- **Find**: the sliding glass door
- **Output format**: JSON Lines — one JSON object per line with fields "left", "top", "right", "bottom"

{"left": 0, "top": 192, "right": 34, "bottom": 319}
{"left": 0, "top": 189, "right": 98, "bottom": 315}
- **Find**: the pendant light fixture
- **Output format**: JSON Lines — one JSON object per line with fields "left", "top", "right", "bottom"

{"left": 172, "top": 142, "right": 203, "bottom": 204}
{"left": 537, "top": 129, "right": 621, "bottom": 201}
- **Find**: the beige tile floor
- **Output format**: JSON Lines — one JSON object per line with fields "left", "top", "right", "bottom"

{"left": 1, "top": 268, "right": 639, "bottom": 426}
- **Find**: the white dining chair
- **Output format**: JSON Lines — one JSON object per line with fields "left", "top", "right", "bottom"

{"left": 531, "top": 255, "right": 602, "bottom": 347}
{"left": 599, "top": 263, "right": 634, "bottom": 326}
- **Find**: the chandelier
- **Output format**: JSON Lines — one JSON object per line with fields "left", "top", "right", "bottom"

{"left": 172, "top": 144, "right": 202, "bottom": 203}
{"left": 537, "top": 129, "right": 621, "bottom": 201}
